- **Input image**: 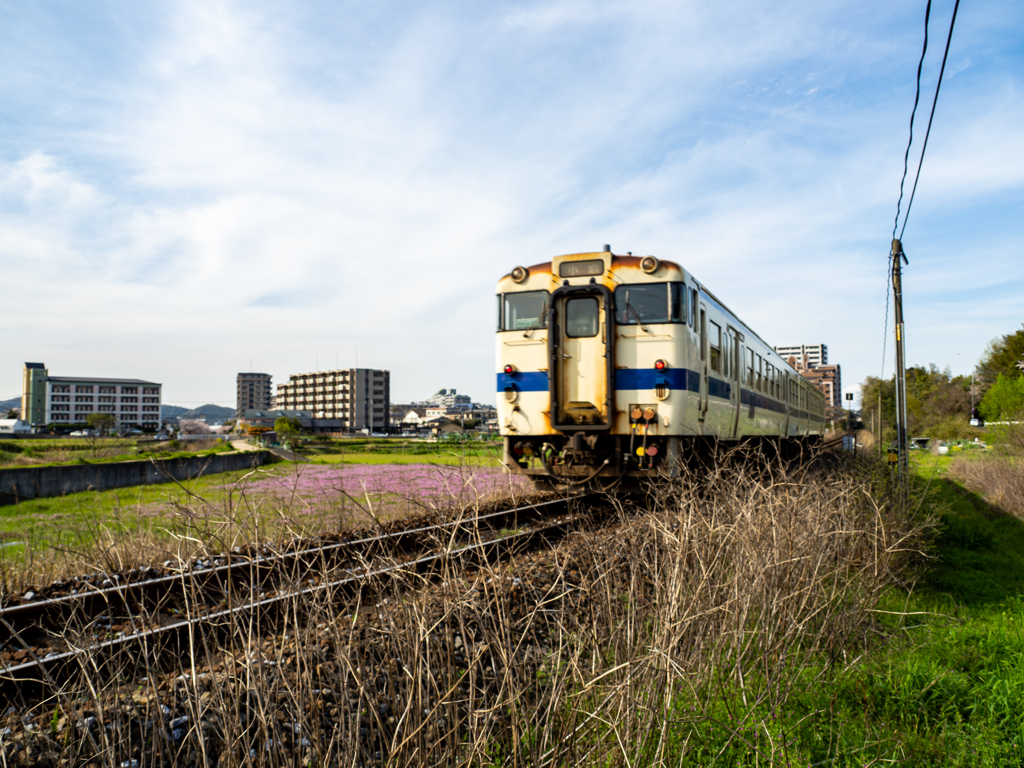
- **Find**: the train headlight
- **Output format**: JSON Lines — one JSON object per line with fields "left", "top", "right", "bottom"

{"left": 654, "top": 359, "right": 667, "bottom": 371}
{"left": 511, "top": 266, "right": 529, "bottom": 283}
{"left": 640, "top": 256, "right": 660, "bottom": 274}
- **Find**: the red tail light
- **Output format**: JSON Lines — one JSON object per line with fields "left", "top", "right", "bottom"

{"left": 654, "top": 359, "right": 667, "bottom": 371}
{"left": 504, "top": 364, "right": 516, "bottom": 374}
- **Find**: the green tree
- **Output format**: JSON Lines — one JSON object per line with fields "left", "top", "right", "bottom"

{"left": 979, "top": 374, "right": 1024, "bottom": 421}
{"left": 274, "top": 416, "right": 302, "bottom": 435}
{"left": 86, "top": 412, "right": 115, "bottom": 435}
{"left": 976, "top": 325, "right": 1024, "bottom": 391}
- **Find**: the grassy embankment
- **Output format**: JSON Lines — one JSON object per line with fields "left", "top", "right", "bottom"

{"left": 740, "top": 448, "right": 1024, "bottom": 765}
{"left": 0, "top": 437, "right": 233, "bottom": 469}
{"left": 0, "top": 439, "right": 510, "bottom": 591}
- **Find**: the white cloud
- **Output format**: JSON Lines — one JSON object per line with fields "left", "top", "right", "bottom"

{"left": 0, "top": 0, "right": 1021, "bottom": 407}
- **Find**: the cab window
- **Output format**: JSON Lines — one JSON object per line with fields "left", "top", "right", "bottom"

{"left": 614, "top": 283, "right": 684, "bottom": 326}
{"left": 499, "top": 291, "right": 548, "bottom": 331}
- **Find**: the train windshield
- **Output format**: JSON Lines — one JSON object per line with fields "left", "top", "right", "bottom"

{"left": 500, "top": 290, "right": 549, "bottom": 331}
{"left": 614, "top": 283, "right": 683, "bottom": 325}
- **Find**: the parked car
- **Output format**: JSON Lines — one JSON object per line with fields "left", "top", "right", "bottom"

{"left": 69, "top": 430, "right": 96, "bottom": 437}
{"left": 155, "top": 433, "right": 170, "bottom": 441}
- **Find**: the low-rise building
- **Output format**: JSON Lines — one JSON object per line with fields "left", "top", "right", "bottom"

{"left": 20, "top": 362, "right": 162, "bottom": 430}
{"left": 0, "top": 419, "right": 31, "bottom": 435}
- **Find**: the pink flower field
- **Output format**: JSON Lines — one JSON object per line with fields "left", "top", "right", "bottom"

{"left": 233, "top": 463, "right": 532, "bottom": 521}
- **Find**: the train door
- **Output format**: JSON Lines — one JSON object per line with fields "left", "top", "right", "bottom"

{"left": 549, "top": 286, "right": 613, "bottom": 430}
{"left": 698, "top": 302, "right": 709, "bottom": 429}
{"left": 727, "top": 326, "right": 743, "bottom": 439}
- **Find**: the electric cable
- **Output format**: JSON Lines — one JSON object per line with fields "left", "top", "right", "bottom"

{"left": 899, "top": 0, "right": 961, "bottom": 240}
{"left": 883, "top": 0, "right": 960, "bottom": 380}
{"left": 891, "top": 0, "right": 932, "bottom": 243}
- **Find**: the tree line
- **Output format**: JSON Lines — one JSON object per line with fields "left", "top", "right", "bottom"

{"left": 861, "top": 325, "right": 1024, "bottom": 441}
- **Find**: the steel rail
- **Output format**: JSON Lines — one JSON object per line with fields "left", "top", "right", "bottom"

{"left": 0, "top": 494, "right": 598, "bottom": 698}
{"left": 0, "top": 495, "right": 586, "bottom": 640}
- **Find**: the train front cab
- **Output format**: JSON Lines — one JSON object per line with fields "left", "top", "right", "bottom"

{"left": 498, "top": 250, "right": 694, "bottom": 488}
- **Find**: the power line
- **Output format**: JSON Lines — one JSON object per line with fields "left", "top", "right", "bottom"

{"left": 899, "top": 0, "right": 961, "bottom": 241}
{"left": 883, "top": 0, "right": 961, "bottom": 380}
{"left": 891, "top": 0, "right": 932, "bottom": 243}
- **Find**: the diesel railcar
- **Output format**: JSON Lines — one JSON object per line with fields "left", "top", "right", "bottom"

{"left": 496, "top": 247, "right": 826, "bottom": 488}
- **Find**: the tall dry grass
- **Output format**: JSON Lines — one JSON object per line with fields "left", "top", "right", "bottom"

{"left": 3, "top": 452, "right": 926, "bottom": 767}
{"left": 949, "top": 421, "right": 1024, "bottom": 518}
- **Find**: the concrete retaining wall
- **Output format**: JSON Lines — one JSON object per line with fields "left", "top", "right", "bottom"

{"left": 0, "top": 451, "right": 270, "bottom": 505}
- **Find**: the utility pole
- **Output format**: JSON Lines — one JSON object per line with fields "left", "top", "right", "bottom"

{"left": 878, "top": 392, "right": 883, "bottom": 459}
{"left": 891, "top": 239, "right": 910, "bottom": 488}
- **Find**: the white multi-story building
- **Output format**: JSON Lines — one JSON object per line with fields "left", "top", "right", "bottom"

{"left": 21, "top": 362, "right": 162, "bottom": 429}
{"left": 276, "top": 368, "right": 390, "bottom": 432}
{"left": 772, "top": 344, "right": 828, "bottom": 370}
{"left": 424, "top": 388, "right": 472, "bottom": 407}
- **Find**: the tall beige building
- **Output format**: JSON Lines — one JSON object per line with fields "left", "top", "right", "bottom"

{"left": 276, "top": 368, "right": 390, "bottom": 432}
{"left": 236, "top": 373, "right": 272, "bottom": 418}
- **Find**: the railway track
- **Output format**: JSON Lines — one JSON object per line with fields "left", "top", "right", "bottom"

{"left": 0, "top": 493, "right": 599, "bottom": 698}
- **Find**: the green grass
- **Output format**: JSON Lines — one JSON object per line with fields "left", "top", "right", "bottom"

{"left": 296, "top": 437, "right": 503, "bottom": 466}
{"left": 663, "top": 455, "right": 1024, "bottom": 766}
{"left": 0, "top": 463, "right": 277, "bottom": 556}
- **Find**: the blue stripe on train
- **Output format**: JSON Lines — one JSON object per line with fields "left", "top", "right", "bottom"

{"left": 497, "top": 368, "right": 701, "bottom": 394}
{"left": 496, "top": 371, "right": 548, "bottom": 392}
{"left": 614, "top": 368, "right": 694, "bottom": 392}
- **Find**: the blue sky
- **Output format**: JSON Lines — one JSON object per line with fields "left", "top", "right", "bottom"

{"left": 2, "top": 0, "right": 1021, "bottom": 409}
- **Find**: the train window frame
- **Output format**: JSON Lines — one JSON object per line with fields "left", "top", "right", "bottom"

{"left": 499, "top": 290, "right": 549, "bottom": 332}
{"left": 564, "top": 296, "right": 600, "bottom": 338}
{"left": 755, "top": 354, "right": 763, "bottom": 391}
{"left": 709, "top": 320, "right": 722, "bottom": 373}
{"left": 690, "top": 288, "right": 698, "bottom": 327}
{"left": 746, "top": 349, "right": 754, "bottom": 387}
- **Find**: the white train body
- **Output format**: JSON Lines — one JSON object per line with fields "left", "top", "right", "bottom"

{"left": 496, "top": 249, "right": 826, "bottom": 487}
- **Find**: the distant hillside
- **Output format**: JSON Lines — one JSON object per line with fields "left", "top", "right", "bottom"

{"left": 1, "top": 398, "right": 234, "bottom": 422}
{"left": 163, "top": 404, "right": 236, "bottom": 421}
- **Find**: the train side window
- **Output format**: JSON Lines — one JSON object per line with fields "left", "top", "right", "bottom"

{"left": 755, "top": 355, "right": 763, "bottom": 391}
{"left": 746, "top": 349, "right": 754, "bottom": 386}
{"left": 700, "top": 309, "right": 706, "bottom": 361}
{"left": 673, "top": 283, "right": 686, "bottom": 324}
{"left": 691, "top": 289, "right": 698, "bottom": 327}
{"left": 709, "top": 320, "right": 722, "bottom": 372}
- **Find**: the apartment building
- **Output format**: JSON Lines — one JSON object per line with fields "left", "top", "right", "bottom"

{"left": 236, "top": 373, "right": 273, "bottom": 418}
{"left": 21, "top": 362, "right": 162, "bottom": 429}
{"left": 799, "top": 364, "right": 843, "bottom": 409}
{"left": 773, "top": 344, "right": 828, "bottom": 369}
{"left": 424, "top": 388, "right": 472, "bottom": 407}
{"left": 276, "top": 368, "right": 390, "bottom": 432}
